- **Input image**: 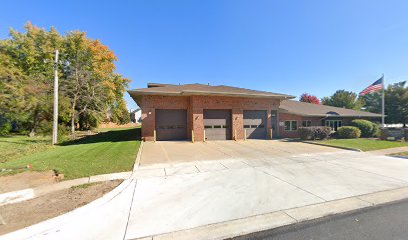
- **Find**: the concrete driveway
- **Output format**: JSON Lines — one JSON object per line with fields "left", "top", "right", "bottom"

{"left": 139, "top": 140, "right": 341, "bottom": 166}
{"left": 125, "top": 141, "right": 408, "bottom": 239}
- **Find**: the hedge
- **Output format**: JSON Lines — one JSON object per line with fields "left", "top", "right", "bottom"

{"left": 350, "top": 119, "right": 374, "bottom": 137}
{"left": 298, "top": 126, "right": 332, "bottom": 140}
{"left": 337, "top": 126, "right": 361, "bottom": 139}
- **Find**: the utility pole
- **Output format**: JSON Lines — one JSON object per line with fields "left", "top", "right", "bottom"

{"left": 52, "top": 50, "right": 59, "bottom": 145}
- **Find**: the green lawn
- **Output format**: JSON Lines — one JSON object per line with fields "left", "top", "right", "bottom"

{"left": 0, "top": 128, "right": 141, "bottom": 179}
{"left": 314, "top": 139, "right": 408, "bottom": 151}
{"left": 0, "top": 135, "right": 53, "bottom": 163}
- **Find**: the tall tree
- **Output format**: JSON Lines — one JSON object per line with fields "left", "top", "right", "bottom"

{"left": 299, "top": 93, "right": 320, "bottom": 104}
{"left": 0, "top": 23, "right": 131, "bottom": 136}
{"left": 61, "top": 32, "right": 129, "bottom": 133}
{"left": 0, "top": 42, "right": 29, "bottom": 125}
{"left": 108, "top": 74, "right": 131, "bottom": 124}
{"left": 360, "top": 92, "right": 382, "bottom": 114}
{"left": 61, "top": 31, "right": 93, "bottom": 133}
{"left": 321, "top": 90, "right": 363, "bottom": 110}
{"left": 2, "top": 23, "right": 63, "bottom": 136}
{"left": 384, "top": 81, "right": 408, "bottom": 126}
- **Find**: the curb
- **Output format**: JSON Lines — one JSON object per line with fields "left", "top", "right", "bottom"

{"left": 133, "top": 141, "right": 144, "bottom": 172}
{"left": 388, "top": 154, "right": 408, "bottom": 159}
{"left": 302, "top": 141, "right": 363, "bottom": 152}
{"left": 133, "top": 187, "right": 408, "bottom": 240}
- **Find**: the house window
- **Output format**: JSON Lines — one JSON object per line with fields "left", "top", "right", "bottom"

{"left": 284, "top": 120, "right": 298, "bottom": 131}
{"left": 325, "top": 120, "right": 342, "bottom": 131}
{"left": 302, "top": 120, "right": 312, "bottom": 127}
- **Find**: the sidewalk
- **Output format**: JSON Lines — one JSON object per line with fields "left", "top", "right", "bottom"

{"left": 0, "top": 171, "right": 131, "bottom": 206}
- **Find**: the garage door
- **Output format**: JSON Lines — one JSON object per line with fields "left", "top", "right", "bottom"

{"left": 243, "top": 110, "right": 267, "bottom": 139}
{"left": 203, "top": 110, "right": 232, "bottom": 140}
{"left": 155, "top": 109, "right": 187, "bottom": 141}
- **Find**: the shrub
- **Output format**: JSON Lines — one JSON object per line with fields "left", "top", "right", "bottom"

{"left": 371, "top": 123, "right": 380, "bottom": 137}
{"left": 337, "top": 126, "right": 361, "bottom": 139}
{"left": 351, "top": 119, "right": 373, "bottom": 137}
{"left": 0, "top": 122, "right": 12, "bottom": 135}
{"left": 298, "top": 126, "right": 332, "bottom": 140}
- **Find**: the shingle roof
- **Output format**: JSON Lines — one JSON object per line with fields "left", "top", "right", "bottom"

{"left": 279, "top": 100, "right": 382, "bottom": 118}
{"left": 128, "top": 83, "right": 295, "bottom": 99}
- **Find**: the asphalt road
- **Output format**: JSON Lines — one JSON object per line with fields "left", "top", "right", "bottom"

{"left": 233, "top": 199, "right": 408, "bottom": 240}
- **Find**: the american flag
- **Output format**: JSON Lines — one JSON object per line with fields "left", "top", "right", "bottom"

{"left": 359, "top": 76, "right": 384, "bottom": 96}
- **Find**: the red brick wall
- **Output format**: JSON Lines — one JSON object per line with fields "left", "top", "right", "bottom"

{"left": 140, "top": 95, "right": 280, "bottom": 141}
{"left": 140, "top": 95, "right": 190, "bottom": 141}
{"left": 277, "top": 114, "right": 363, "bottom": 138}
{"left": 278, "top": 113, "right": 323, "bottom": 138}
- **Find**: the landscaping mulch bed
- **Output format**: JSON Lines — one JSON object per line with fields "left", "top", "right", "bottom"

{"left": 0, "top": 180, "right": 122, "bottom": 235}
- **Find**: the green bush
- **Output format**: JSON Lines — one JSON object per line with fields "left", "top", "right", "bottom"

{"left": 58, "top": 124, "right": 70, "bottom": 142}
{"left": 0, "top": 122, "right": 12, "bottom": 135}
{"left": 298, "top": 126, "right": 332, "bottom": 140}
{"left": 351, "top": 119, "right": 373, "bottom": 137}
{"left": 371, "top": 123, "right": 380, "bottom": 137}
{"left": 337, "top": 126, "right": 361, "bottom": 139}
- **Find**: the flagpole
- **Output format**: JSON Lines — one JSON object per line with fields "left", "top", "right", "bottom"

{"left": 381, "top": 73, "right": 385, "bottom": 128}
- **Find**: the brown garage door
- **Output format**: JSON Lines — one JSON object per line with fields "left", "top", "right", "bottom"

{"left": 203, "top": 110, "right": 232, "bottom": 140}
{"left": 243, "top": 110, "right": 267, "bottom": 139}
{"left": 155, "top": 109, "right": 187, "bottom": 141}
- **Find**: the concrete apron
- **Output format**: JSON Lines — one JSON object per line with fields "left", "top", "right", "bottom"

{"left": 125, "top": 150, "right": 408, "bottom": 240}
{"left": 136, "top": 187, "right": 408, "bottom": 240}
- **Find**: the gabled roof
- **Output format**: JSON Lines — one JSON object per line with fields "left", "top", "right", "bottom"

{"left": 128, "top": 83, "right": 295, "bottom": 102}
{"left": 279, "top": 100, "right": 382, "bottom": 118}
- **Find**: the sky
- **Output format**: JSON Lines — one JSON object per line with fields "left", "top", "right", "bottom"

{"left": 1, "top": 0, "right": 408, "bottom": 110}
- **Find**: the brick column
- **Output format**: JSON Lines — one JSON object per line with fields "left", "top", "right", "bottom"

{"left": 232, "top": 108, "right": 244, "bottom": 140}
{"left": 267, "top": 108, "right": 272, "bottom": 139}
{"left": 141, "top": 108, "right": 155, "bottom": 141}
{"left": 192, "top": 108, "right": 204, "bottom": 141}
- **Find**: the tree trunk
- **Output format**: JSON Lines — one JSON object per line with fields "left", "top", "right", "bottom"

{"left": 71, "top": 114, "right": 75, "bottom": 134}
{"left": 29, "top": 106, "right": 40, "bottom": 137}
{"left": 70, "top": 95, "right": 77, "bottom": 135}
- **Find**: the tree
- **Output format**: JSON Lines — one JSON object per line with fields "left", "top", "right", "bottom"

{"left": 61, "top": 34, "right": 130, "bottom": 133}
{"left": 0, "top": 23, "right": 131, "bottom": 136}
{"left": 384, "top": 82, "right": 408, "bottom": 126}
{"left": 0, "top": 43, "right": 29, "bottom": 131}
{"left": 1, "top": 23, "right": 63, "bottom": 136}
{"left": 359, "top": 92, "right": 382, "bottom": 114}
{"left": 360, "top": 82, "right": 408, "bottom": 126}
{"left": 107, "top": 74, "right": 131, "bottom": 124}
{"left": 299, "top": 93, "right": 320, "bottom": 104}
{"left": 321, "top": 90, "right": 363, "bottom": 110}
{"left": 61, "top": 31, "right": 95, "bottom": 134}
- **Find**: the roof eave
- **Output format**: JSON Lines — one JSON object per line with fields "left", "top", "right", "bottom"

{"left": 129, "top": 90, "right": 295, "bottom": 99}
{"left": 278, "top": 109, "right": 382, "bottom": 118}
{"left": 181, "top": 90, "right": 294, "bottom": 99}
